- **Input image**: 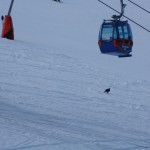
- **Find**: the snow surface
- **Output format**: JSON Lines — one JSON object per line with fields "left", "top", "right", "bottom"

{"left": 0, "top": 0, "right": 150, "bottom": 149}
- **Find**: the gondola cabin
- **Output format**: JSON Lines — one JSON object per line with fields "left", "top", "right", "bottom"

{"left": 98, "top": 20, "right": 133, "bottom": 57}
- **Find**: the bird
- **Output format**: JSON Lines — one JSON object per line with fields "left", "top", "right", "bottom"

{"left": 104, "top": 88, "right": 110, "bottom": 94}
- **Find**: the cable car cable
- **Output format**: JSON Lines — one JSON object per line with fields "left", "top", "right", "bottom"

{"left": 128, "top": 0, "right": 150, "bottom": 14}
{"left": 97, "top": 0, "right": 150, "bottom": 33}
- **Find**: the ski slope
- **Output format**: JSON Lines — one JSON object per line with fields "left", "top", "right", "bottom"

{"left": 0, "top": 0, "right": 150, "bottom": 149}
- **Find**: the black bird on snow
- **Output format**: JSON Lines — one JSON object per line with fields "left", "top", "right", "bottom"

{"left": 104, "top": 88, "right": 110, "bottom": 94}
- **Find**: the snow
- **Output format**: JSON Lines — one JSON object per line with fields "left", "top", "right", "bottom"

{"left": 0, "top": 0, "right": 150, "bottom": 149}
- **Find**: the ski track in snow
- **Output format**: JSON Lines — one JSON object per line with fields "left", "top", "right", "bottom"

{"left": 0, "top": 40, "right": 150, "bottom": 150}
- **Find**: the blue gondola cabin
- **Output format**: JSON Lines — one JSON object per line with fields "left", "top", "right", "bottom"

{"left": 98, "top": 20, "right": 133, "bottom": 57}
